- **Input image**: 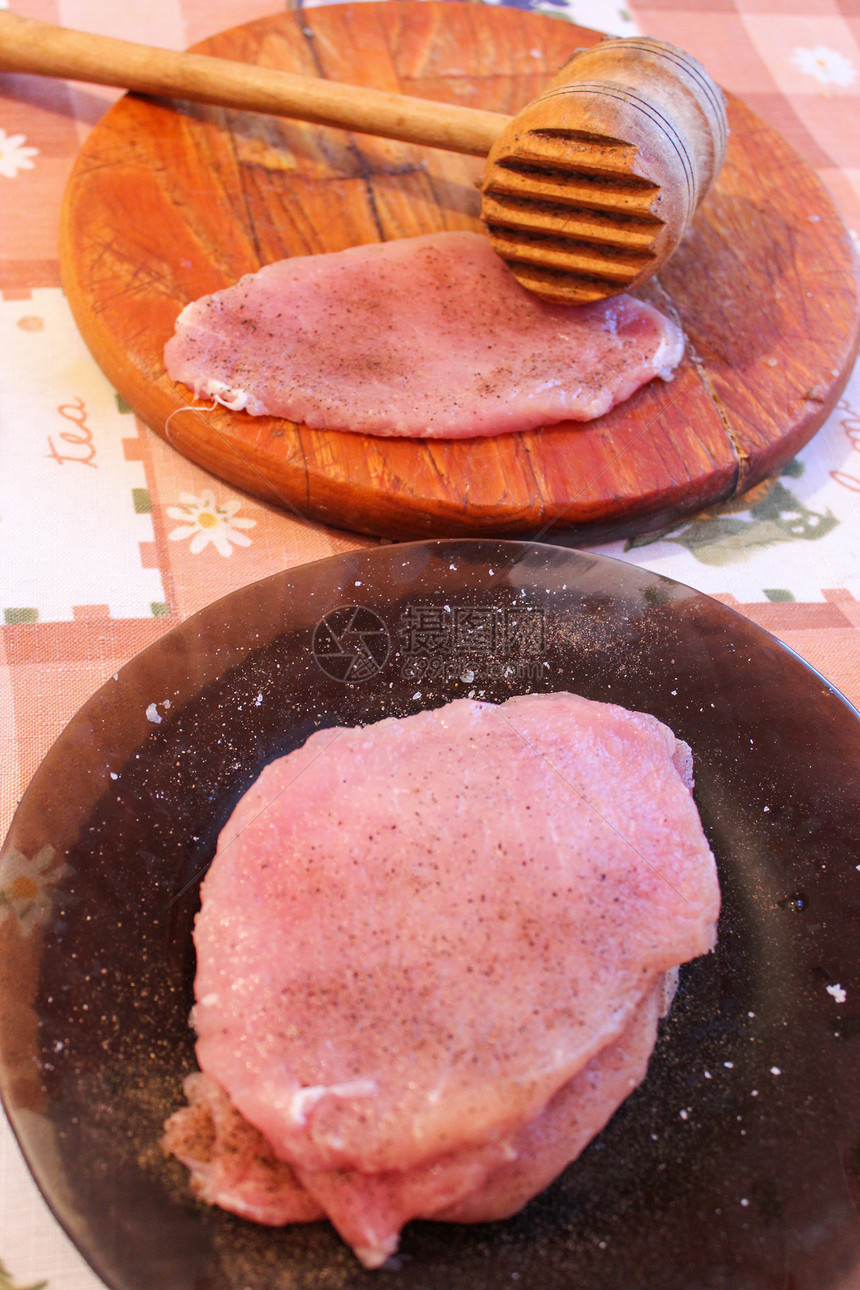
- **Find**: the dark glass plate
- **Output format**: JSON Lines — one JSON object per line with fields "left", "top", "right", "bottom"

{"left": 1, "top": 539, "right": 859, "bottom": 1290}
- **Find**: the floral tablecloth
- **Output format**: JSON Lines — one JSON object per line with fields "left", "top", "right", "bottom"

{"left": 1, "top": 0, "right": 859, "bottom": 1285}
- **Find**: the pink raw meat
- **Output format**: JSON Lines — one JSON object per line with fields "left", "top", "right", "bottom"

{"left": 162, "top": 1072, "right": 323, "bottom": 1226}
{"left": 164, "top": 976, "right": 667, "bottom": 1254}
{"left": 163, "top": 231, "right": 684, "bottom": 438}
{"left": 174, "top": 692, "right": 719, "bottom": 1266}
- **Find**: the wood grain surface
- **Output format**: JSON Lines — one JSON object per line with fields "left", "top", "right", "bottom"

{"left": 59, "top": 1, "right": 860, "bottom": 541}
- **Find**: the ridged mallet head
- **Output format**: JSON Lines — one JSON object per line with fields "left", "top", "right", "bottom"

{"left": 480, "top": 37, "right": 728, "bottom": 304}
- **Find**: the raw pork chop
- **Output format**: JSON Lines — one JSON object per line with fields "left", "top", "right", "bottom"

{"left": 165, "top": 976, "right": 669, "bottom": 1243}
{"left": 170, "top": 692, "right": 719, "bottom": 1266}
{"left": 164, "top": 231, "right": 684, "bottom": 438}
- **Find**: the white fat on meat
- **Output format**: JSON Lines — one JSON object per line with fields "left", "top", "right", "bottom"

{"left": 164, "top": 232, "right": 684, "bottom": 438}
{"left": 166, "top": 692, "right": 719, "bottom": 1267}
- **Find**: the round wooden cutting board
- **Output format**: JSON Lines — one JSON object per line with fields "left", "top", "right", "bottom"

{"left": 60, "top": 2, "right": 860, "bottom": 541}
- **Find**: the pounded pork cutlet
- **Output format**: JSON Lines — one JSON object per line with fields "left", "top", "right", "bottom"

{"left": 165, "top": 692, "right": 719, "bottom": 1267}
{"left": 164, "top": 231, "right": 684, "bottom": 438}
{"left": 165, "top": 978, "right": 670, "bottom": 1249}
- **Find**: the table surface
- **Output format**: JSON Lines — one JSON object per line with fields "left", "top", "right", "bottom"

{"left": 1, "top": 0, "right": 859, "bottom": 1286}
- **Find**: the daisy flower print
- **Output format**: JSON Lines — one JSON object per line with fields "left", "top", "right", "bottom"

{"left": 167, "top": 490, "right": 256, "bottom": 557}
{"left": 0, "top": 845, "right": 69, "bottom": 935}
{"left": 791, "top": 45, "right": 857, "bottom": 88}
{"left": 0, "top": 128, "right": 39, "bottom": 178}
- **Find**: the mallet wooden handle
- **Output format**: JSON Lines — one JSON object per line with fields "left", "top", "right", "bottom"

{"left": 0, "top": 14, "right": 727, "bottom": 304}
{"left": 0, "top": 11, "right": 508, "bottom": 156}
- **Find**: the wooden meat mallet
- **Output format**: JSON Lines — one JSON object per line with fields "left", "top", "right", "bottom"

{"left": 0, "top": 12, "right": 727, "bottom": 305}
